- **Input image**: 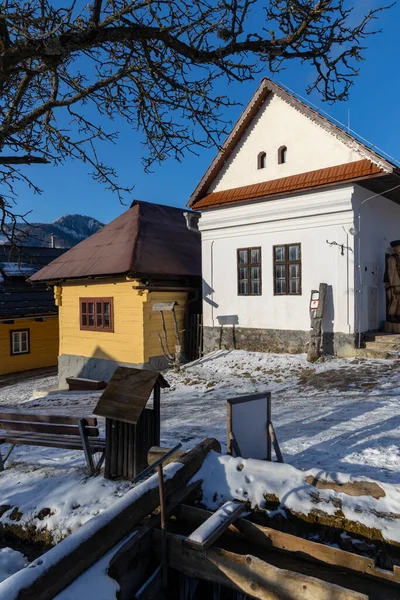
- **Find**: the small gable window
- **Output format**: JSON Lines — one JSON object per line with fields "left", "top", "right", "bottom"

{"left": 257, "top": 152, "right": 266, "bottom": 170}
{"left": 278, "top": 146, "right": 287, "bottom": 164}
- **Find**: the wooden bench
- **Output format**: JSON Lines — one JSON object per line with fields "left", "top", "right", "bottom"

{"left": 0, "top": 412, "right": 106, "bottom": 475}
{"left": 66, "top": 377, "right": 106, "bottom": 391}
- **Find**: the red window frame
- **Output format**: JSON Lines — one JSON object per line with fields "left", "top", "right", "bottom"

{"left": 79, "top": 298, "right": 114, "bottom": 332}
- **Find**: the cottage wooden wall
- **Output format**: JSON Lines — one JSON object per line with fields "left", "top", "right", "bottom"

{"left": 0, "top": 317, "right": 59, "bottom": 375}
{"left": 59, "top": 279, "right": 146, "bottom": 364}
{"left": 143, "top": 291, "right": 188, "bottom": 362}
{"left": 58, "top": 280, "right": 188, "bottom": 365}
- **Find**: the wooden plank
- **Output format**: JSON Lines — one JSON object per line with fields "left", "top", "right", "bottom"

{"left": 78, "top": 419, "right": 95, "bottom": 474}
{"left": 185, "top": 502, "right": 245, "bottom": 551}
{"left": 147, "top": 446, "right": 185, "bottom": 466}
{"left": 179, "top": 505, "right": 400, "bottom": 587}
{"left": 0, "top": 434, "right": 105, "bottom": 452}
{"left": 7, "top": 438, "right": 220, "bottom": 600}
{"left": 0, "top": 420, "right": 99, "bottom": 436}
{"left": 0, "top": 411, "right": 97, "bottom": 427}
{"left": 153, "top": 531, "right": 367, "bottom": 600}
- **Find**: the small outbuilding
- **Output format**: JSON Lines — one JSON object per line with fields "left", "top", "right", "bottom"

{"left": 0, "top": 245, "right": 65, "bottom": 376}
{"left": 31, "top": 200, "right": 201, "bottom": 387}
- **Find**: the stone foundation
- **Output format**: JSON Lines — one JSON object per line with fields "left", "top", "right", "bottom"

{"left": 203, "top": 326, "right": 357, "bottom": 357}
{"left": 58, "top": 353, "right": 169, "bottom": 389}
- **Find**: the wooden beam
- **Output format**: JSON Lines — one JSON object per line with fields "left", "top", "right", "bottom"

{"left": 153, "top": 531, "right": 367, "bottom": 600}
{"left": 178, "top": 505, "right": 400, "bottom": 587}
{"left": 108, "top": 481, "right": 202, "bottom": 599}
{"left": 6, "top": 438, "right": 220, "bottom": 600}
{"left": 147, "top": 446, "right": 185, "bottom": 467}
{"left": 185, "top": 501, "right": 245, "bottom": 551}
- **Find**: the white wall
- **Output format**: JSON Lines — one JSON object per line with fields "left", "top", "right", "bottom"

{"left": 201, "top": 186, "right": 356, "bottom": 333}
{"left": 209, "top": 94, "right": 363, "bottom": 194}
{"left": 352, "top": 185, "right": 400, "bottom": 332}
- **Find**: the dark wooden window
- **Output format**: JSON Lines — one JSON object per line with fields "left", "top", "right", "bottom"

{"left": 10, "top": 329, "right": 30, "bottom": 355}
{"left": 273, "top": 244, "right": 301, "bottom": 295}
{"left": 278, "top": 145, "right": 287, "bottom": 164}
{"left": 237, "top": 248, "right": 262, "bottom": 296}
{"left": 80, "top": 298, "right": 114, "bottom": 332}
{"left": 257, "top": 151, "right": 266, "bottom": 169}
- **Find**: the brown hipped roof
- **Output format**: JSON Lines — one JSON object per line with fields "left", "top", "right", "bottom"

{"left": 30, "top": 200, "right": 201, "bottom": 282}
{"left": 188, "top": 78, "right": 400, "bottom": 209}
{"left": 193, "top": 160, "right": 384, "bottom": 209}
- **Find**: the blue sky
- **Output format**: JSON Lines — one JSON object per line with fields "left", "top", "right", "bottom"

{"left": 13, "top": 2, "right": 400, "bottom": 225}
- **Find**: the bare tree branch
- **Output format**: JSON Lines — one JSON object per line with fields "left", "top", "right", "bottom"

{"left": 0, "top": 0, "right": 392, "bottom": 241}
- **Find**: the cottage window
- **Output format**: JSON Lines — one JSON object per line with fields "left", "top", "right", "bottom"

{"left": 278, "top": 145, "right": 287, "bottom": 164}
{"left": 80, "top": 298, "right": 114, "bottom": 332}
{"left": 237, "top": 248, "right": 262, "bottom": 296}
{"left": 273, "top": 244, "right": 301, "bottom": 295}
{"left": 10, "top": 329, "right": 30, "bottom": 355}
{"left": 257, "top": 152, "right": 266, "bottom": 169}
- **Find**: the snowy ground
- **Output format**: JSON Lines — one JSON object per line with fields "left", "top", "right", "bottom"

{"left": 0, "top": 351, "right": 399, "bottom": 552}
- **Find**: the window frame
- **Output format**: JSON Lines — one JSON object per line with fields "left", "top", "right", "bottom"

{"left": 10, "top": 329, "right": 30, "bottom": 356}
{"left": 237, "top": 247, "right": 262, "bottom": 296}
{"left": 79, "top": 297, "right": 114, "bottom": 332}
{"left": 278, "top": 145, "right": 287, "bottom": 164}
{"left": 257, "top": 151, "right": 266, "bottom": 169}
{"left": 273, "top": 244, "right": 302, "bottom": 296}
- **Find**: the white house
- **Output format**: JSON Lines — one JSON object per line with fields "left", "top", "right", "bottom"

{"left": 187, "top": 79, "right": 400, "bottom": 355}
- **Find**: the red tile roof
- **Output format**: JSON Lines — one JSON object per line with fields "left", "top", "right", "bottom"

{"left": 192, "top": 160, "right": 384, "bottom": 210}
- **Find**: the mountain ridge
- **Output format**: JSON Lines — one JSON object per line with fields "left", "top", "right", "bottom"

{"left": 0, "top": 214, "right": 104, "bottom": 248}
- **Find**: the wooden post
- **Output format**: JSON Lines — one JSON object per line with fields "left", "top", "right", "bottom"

{"left": 78, "top": 418, "right": 95, "bottom": 475}
{"left": 266, "top": 397, "right": 271, "bottom": 462}
{"left": 156, "top": 464, "right": 168, "bottom": 590}
{"left": 307, "top": 283, "right": 327, "bottom": 363}
{"left": 153, "top": 383, "right": 161, "bottom": 447}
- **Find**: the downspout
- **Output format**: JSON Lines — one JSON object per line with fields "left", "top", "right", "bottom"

{"left": 210, "top": 241, "right": 215, "bottom": 327}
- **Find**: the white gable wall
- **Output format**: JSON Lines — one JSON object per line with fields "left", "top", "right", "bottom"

{"left": 200, "top": 186, "right": 356, "bottom": 335}
{"left": 209, "top": 94, "right": 363, "bottom": 194}
{"left": 352, "top": 185, "right": 400, "bottom": 333}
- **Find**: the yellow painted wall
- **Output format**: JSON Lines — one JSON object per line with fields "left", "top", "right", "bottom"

{"left": 143, "top": 291, "right": 188, "bottom": 362}
{"left": 58, "top": 280, "right": 188, "bottom": 365}
{"left": 59, "top": 279, "right": 146, "bottom": 364}
{"left": 0, "top": 317, "right": 59, "bottom": 375}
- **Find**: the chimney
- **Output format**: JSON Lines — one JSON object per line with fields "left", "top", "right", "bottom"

{"left": 183, "top": 211, "right": 200, "bottom": 233}
{"left": 50, "top": 233, "right": 56, "bottom": 248}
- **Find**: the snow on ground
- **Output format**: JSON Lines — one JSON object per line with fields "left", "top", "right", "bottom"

{"left": 192, "top": 451, "right": 400, "bottom": 545}
{"left": 0, "top": 549, "right": 28, "bottom": 584}
{"left": 0, "top": 350, "right": 399, "bottom": 575}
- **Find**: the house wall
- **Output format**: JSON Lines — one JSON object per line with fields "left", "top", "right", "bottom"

{"left": 0, "top": 317, "right": 59, "bottom": 375}
{"left": 143, "top": 291, "right": 187, "bottom": 363}
{"left": 352, "top": 185, "right": 400, "bottom": 333}
{"left": 209, "top": 93, "right": 363, "bottom": 194}
{"left": 57, "top": 279, "right": 188, "bottom": 386}
{"left": 200, "top": 185, "right": 356, "bottom": 354}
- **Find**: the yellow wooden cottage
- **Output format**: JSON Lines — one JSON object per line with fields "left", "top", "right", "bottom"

{"left": 0, "top": 246, "right": 65, "bottom": 376}
{"left": 31, "top": 201, "right": 201, "bottom": 387}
